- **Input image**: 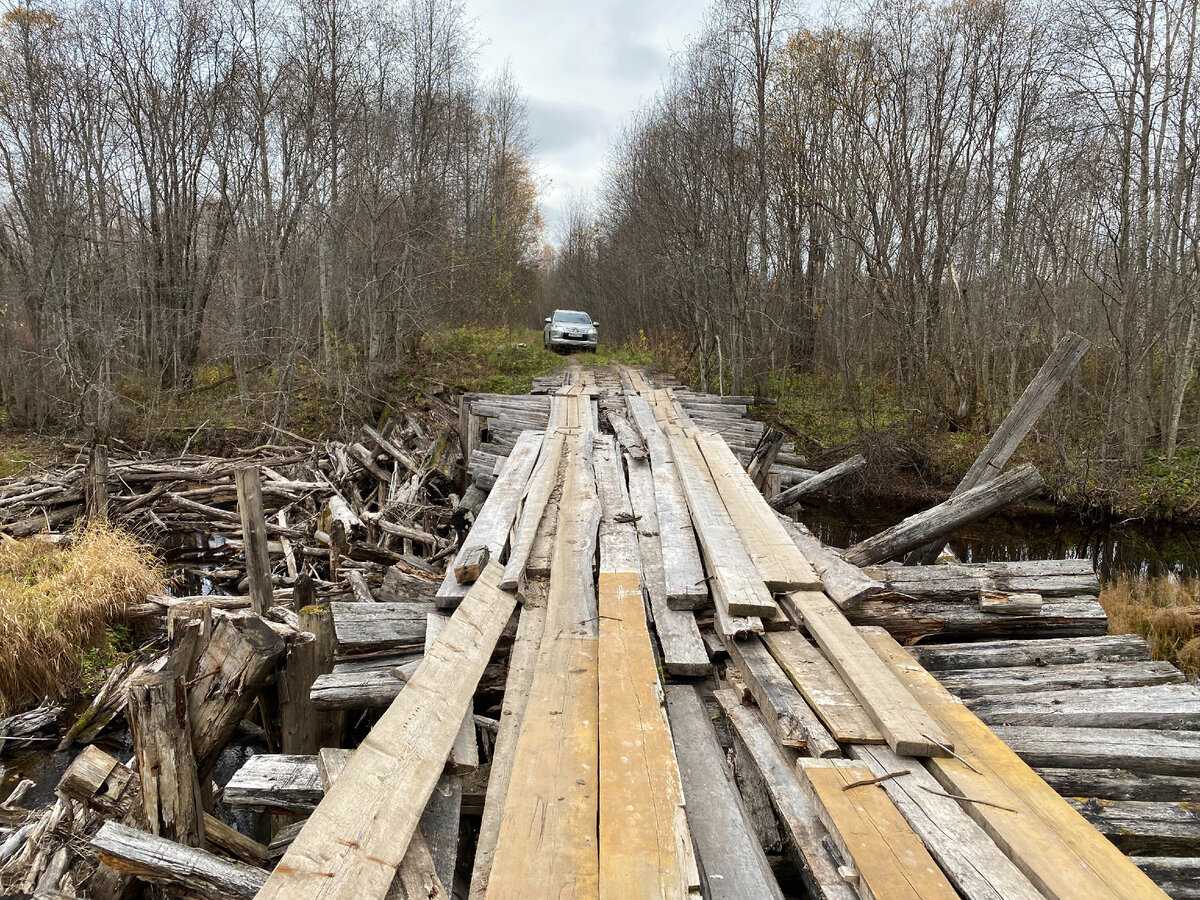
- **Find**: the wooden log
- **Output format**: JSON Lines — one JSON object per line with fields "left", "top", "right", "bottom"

{"left": 330, "top": 602, "right": 427, "bottom": 655}
{"left": 778, "top": 518, "right": 883, "bottom": 609}
{"left": 1067, "top": 797, "right": 1200, "bottom": 855}
{"left": 908, "top": 333, "right": 1089, "bottom": 564}
{"left": 911, "top": 634, "right": 1150, "bottom": 671}
{"left": 694, "top": 429, "right": 819, "bottom": 591}
{"left": 845, "top": 463, "right": 1044, "bottom": 566}
{"left": 1036, "top": 767, "right": 1200, "bottom": 802}
{"left": 789, "top": 591, "right": 952, "bottom": 757}
{"left": 664, "top": 685, "right": 785, "bottom": 900}
{"left": 343, "top": 570, "right": 375, "bottom": 603}
{"left": 969, "top": 682, "right": 1200, "bottom": 729}
{"left": 711, "top": 691, "right": 855, "bottom": 900}
{"left": 847, "top": 594, "right": 1108, "bottom": 644}
{"left": 278, "top": 634, "right": 323, "bottom": 755}
{"left": 979, "top": 591, "right": 1043, "bottom": 615}
{"left": 862, "top": 627, "right": 1170, "bottom": 900}
{"left": 255, "top": 561, "right": 519, "bottom": 900}
{"left": 626, "top": 395, "right": 708, "bottom": 606}
{"left": 936, "top": 660, "right": 1184, "bottom": 699}
{"left": 724, "top": 634, "right": 839, "bottom": 757}
{"left": 625, "top": 454, "right": 710, "bottom": 675}
{"left": 865, "top": 558, "right": 1100, "bottom": 600}
{"left": 454, "top": 545, "right": 490, "bottom": 585}
{"left": 235, "top": 467, "right": 274, "bottom": 614}
{"left": 468, "top": 592, "right": 547, "bottom": 900}
{"left": 128, "top": 668, "right": 204, "bottom": 846}
{"left": 91, "top": 821, "right": 267, "bottom": 900}
{"left": 299, "top": 603, "right": 344, "bottom": 748}
{"left": 437, "top": 430, "right": 542, "bottom": 608}
{"left": 608, "top": 410, "right": 647, "bottom": 460}
{"left": 1134, "top": 857, "right": 1200, "bottom": 899}
{"left": 761, "top": 630, "right": 882, "bottom": 744}
{"left": 769, "top": 455, "right": 866, "bottom": 511}
{"left": 846, "top": 744, "right": 1042, "bottom": 900}
{"left": 225, "top": 754, "right": 325, "bottom": 812}
{"left": 486, "top": 431, "right": 601, "bottom": 898}
{"left": 86, "top": 443, "right": 109, "bottom": 521}
{"left": 747, "top": 427, "right": 785, "bottom": 492}
{"left": 994, "top": 725, "right": 1200, "bottom": 776}
{"left": 796, "top": 758, "right": 959, "bottom": 900}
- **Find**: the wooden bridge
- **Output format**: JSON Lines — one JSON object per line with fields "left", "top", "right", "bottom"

{"left": 228, "top": 359, "right": 1195, "bottom": 899}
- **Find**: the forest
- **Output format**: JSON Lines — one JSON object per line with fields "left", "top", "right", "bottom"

{"left": 552, "top": 0, "right": 1200, "bottom": 488}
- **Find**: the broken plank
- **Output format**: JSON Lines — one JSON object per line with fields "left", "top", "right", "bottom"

{"left": 790, "top": 591, "right": 952, "bottom": 757}
{"left": 255, "top": 561, "right": 519, "bottom": 900}
{"left": 779, "top": 517, "right": 884, "bottom": 609}
{"left": 499, "top": 429, "right": 565, "bottom": 591}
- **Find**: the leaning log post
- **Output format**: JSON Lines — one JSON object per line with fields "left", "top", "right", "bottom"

{"left": 128, "top": 668, "right": 205, "bottom": 847}
{"left": 769, "top": 454, "right": 867, "bottom": 511}
{"left": 906, "top": 333, "right": 1088, "bottom": 564}
{"left": 747, "top": 427, "right": 785, "bottom": 492}
{"left": 234, "top": 467, "right": 273, "bottom": 615}
{"left": 844, "top": 464, "right": 1045, "bottom": 567}
{"left": 278, "top": 633, "right": 321, "bottom": 755}
{"left": 85, "top": 443, "right": 109, "bottom": 522}
{"left": 299, "top": 603, "right": 345, "bottom": 749}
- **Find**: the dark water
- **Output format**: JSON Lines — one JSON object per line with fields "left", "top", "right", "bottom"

{"left": 801, "top": 501, "right": 1200, "bottom": 580}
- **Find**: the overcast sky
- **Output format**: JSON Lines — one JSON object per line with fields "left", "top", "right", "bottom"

{"left": 470, "top": 1, "right": 710, "bottom": 244}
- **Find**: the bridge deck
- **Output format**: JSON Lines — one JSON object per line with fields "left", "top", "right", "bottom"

{"left": 247, "top": 364, "right": 1195, "bottom": 899}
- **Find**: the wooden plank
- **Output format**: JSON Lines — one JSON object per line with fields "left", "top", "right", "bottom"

{"left": 329, "top": 602, "right": 427, "bottom": 655}
{"left": 937, "top": 660, "right": 1184, "bottom": 699}
{"left": 436, "top": 430, "right": 542, "bottom": 607}
{"left": 994, "top": 725, "right": 1200, "bottom": 775}
{"left": 694, "top": 430, "right": 819, "bottom": 591}
{"left": 762, "top": 630, "right": 882, "bottom": 744}
{"left": 865, "top": 558, "right": 1100, "bottom": 600}
{"left": 665, "top": 427, "right": 776, "bottom": 623}
{"left": 225, "top": 754, "right": 324, "bottom": 812}
{"left": 797, "top": 759, "right": 959, "bottom": 900}
{"left": 486, "top": 431, "right": 601, "bottom": 898}
{"left": 712, "top": 691, "right": 856, "bottom": 900}
{"left": 254, "top": 562, "right": 519, "bottom": 900}
{"left": 499, "top": 429, "right": 565, "bottom": 591}
{"left": 664, "top": 685, "right": 785, "bottom": 900}
{"left": 911, "top": 635, "right": 1150, "bottom": 671}
{"left": 626, "top": 395, "right": 708, "bottom": 606}
{"left": 235, "top": 467, "right": 274, "bottom": 614}
{"left": 467, "top": 591, "right": 547, "bottom": 900}
{"left": 862, "top": 626, "right": 1170, "bottom": 900}
{"left": 626, "top": 455, "right": 710, "bottom": 676}
{"left": 847, "top": 745, "right": 1042, "bottom": 900}
{"left": 1035, "top": 767, "right": 1200, "bottom": 802}
{"left": 425, "top": 611, "right": 479, "bottom": 772}
{"left": 847, "top": 594, "right": 1108, "bottom": 644}
{"left": 725, "top": 634, "right": 839, "bottom": 756}
{"left": 778, "top": 517, "right": 884, "bottom": 609}
{"left": 908, "top": 333, "right": 1088, "bottom": 564}
{"left": 968, "top": 682, "right": 1200, "bottom": 729}
{"left": 790, "top": 591, "right": 952, "bottom": 756}
{"left": 844, "top": 464, "right": 1045, "bottom": 567}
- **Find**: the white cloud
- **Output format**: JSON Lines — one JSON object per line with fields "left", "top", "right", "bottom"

{"left": 469, "top": 0, "right": 708, "bottom": 242}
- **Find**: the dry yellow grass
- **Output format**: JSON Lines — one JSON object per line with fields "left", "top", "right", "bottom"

{"left": 1101, "top": 573, "right": 1200, "bottom": 674}
{"left": 0, "top": 525, "right": 162, "bottom": 715}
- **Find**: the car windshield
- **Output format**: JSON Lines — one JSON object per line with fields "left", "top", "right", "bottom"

{"left": 553, "top": 311, "right": 591, "bottom": 325}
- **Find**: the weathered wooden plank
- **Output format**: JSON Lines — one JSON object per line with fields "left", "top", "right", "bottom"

{"left": 626, "top": 455, "right": 710, "bottom": 676}
{"left": 725, "top": 634, "right": 839, "bottom": 756}
{"left": 844, "top": 464, "right": 1045, "bottom": 567}
{"left": 796, "top": 759, "right": 959, "bottom": 900}
{"left": 937, "top": 659, "right": 1184, "bottom": 699}
{"left": 790, "top": 591, "right": 952, "bottom": 756}
{"left": 254, "top": 562, "right": 519, "bottom": 900}
{"left": 847, "top": 595, "right": 1108, "bottom": 644}
{"left": 847, "top": 745, "right": 1042, "bottom": 900}
{"left": 864, "top": 558, "right": 1100, "bottom": 600}
{"left": 426, "top": 611, "right": 479, "bottom": 772}
{"left": 779, "top": 518, "right": 884, "bottom": 609}
{"left": 908, "top": 333, "right": 1088, "bottom": 564}
{"left": 1036, "top": 767, "right": 1200, "bottom": 802}
{"left": 994, "top": 725, "right": 1200, "bottom": 775}
{"left": 911, "top": 635, "right": 1150, "bottom": 671}
{"left": 712, "top": 691, "right": 856, "bottom": 900}
{"left": 968, "top": 682, "right": 1200, "bottom": 729}
{"left": 486, "top": 431, "right": 601, "bottom": 898}
{"left": 1067, "top": 797, "right": 1200, "bottom": 855}
{"left": 626, "top": 395, "right": 708, "bottom": 606}
{"left": 694, "top": 430, "right": 819, "bottom": 591}
{"left": 467, "top": 592, "right": 547, "bottom": 900}
{"left": 436, "top": 430, "right": 542, "bottom": 607}
{"left": 770, "top": 455, "right": 866, "bottom": 511}
{"left": 235, "top": 467, "right": 274, "bottom": 614}
{"left": 862, "top": 627, "right": 1170, "bottom": 900}
{"left": 666, "top": 426, "right": 776, "bottom": 624}
{"left": 664, "top": 685, "right": 785, "bottom": 900}
{"left": 330, "top": 602, "right": 427, "bottom": 655}
{"left": 762, "top": 629, "right": 883, "bottom": 744}
{"left": 225, "top": 754, "right": 324, "bottom": 812}
{"left": 500, "top": 430, "right": 565, "bottom": 591}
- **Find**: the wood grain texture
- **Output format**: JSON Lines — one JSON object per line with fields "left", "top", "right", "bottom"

{"left": 253, "top": 562, "right": 519, "bottom": 900}
{"left": 500, "top": 429, "right": 565, "bottom": 591}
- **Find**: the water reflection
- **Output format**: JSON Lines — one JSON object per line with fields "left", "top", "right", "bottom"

{"left": 799, "top": 503, "right": 1200, "bottom": 580}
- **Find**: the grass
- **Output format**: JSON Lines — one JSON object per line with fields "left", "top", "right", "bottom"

{"left": 1101, "top": 574, "right": 1200, "bottom": 674}
{"left": 0, "top": 525, "right": 163, "bottom": 715}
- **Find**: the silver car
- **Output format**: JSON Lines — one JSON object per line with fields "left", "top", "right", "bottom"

{"left": 543, "top": 309, "right": 599, "bottom": 353}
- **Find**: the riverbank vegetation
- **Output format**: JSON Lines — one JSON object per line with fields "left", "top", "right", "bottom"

{"left": 1102, "top": 574, "right": 1200, "bottom": 675}
{"left": 0, "top": 526, "right": 161, "bottom": 715}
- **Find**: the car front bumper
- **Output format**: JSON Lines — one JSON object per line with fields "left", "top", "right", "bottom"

{"left": 546, "top": 334, "right": 597, "bottom": 350}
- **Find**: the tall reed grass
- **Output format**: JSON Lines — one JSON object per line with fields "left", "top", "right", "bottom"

{"left": 1100, "top": 573, "right": 1200, "bottom": 674}
{"left": 0, "top": 525, "right": 162, "bottom": 715}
